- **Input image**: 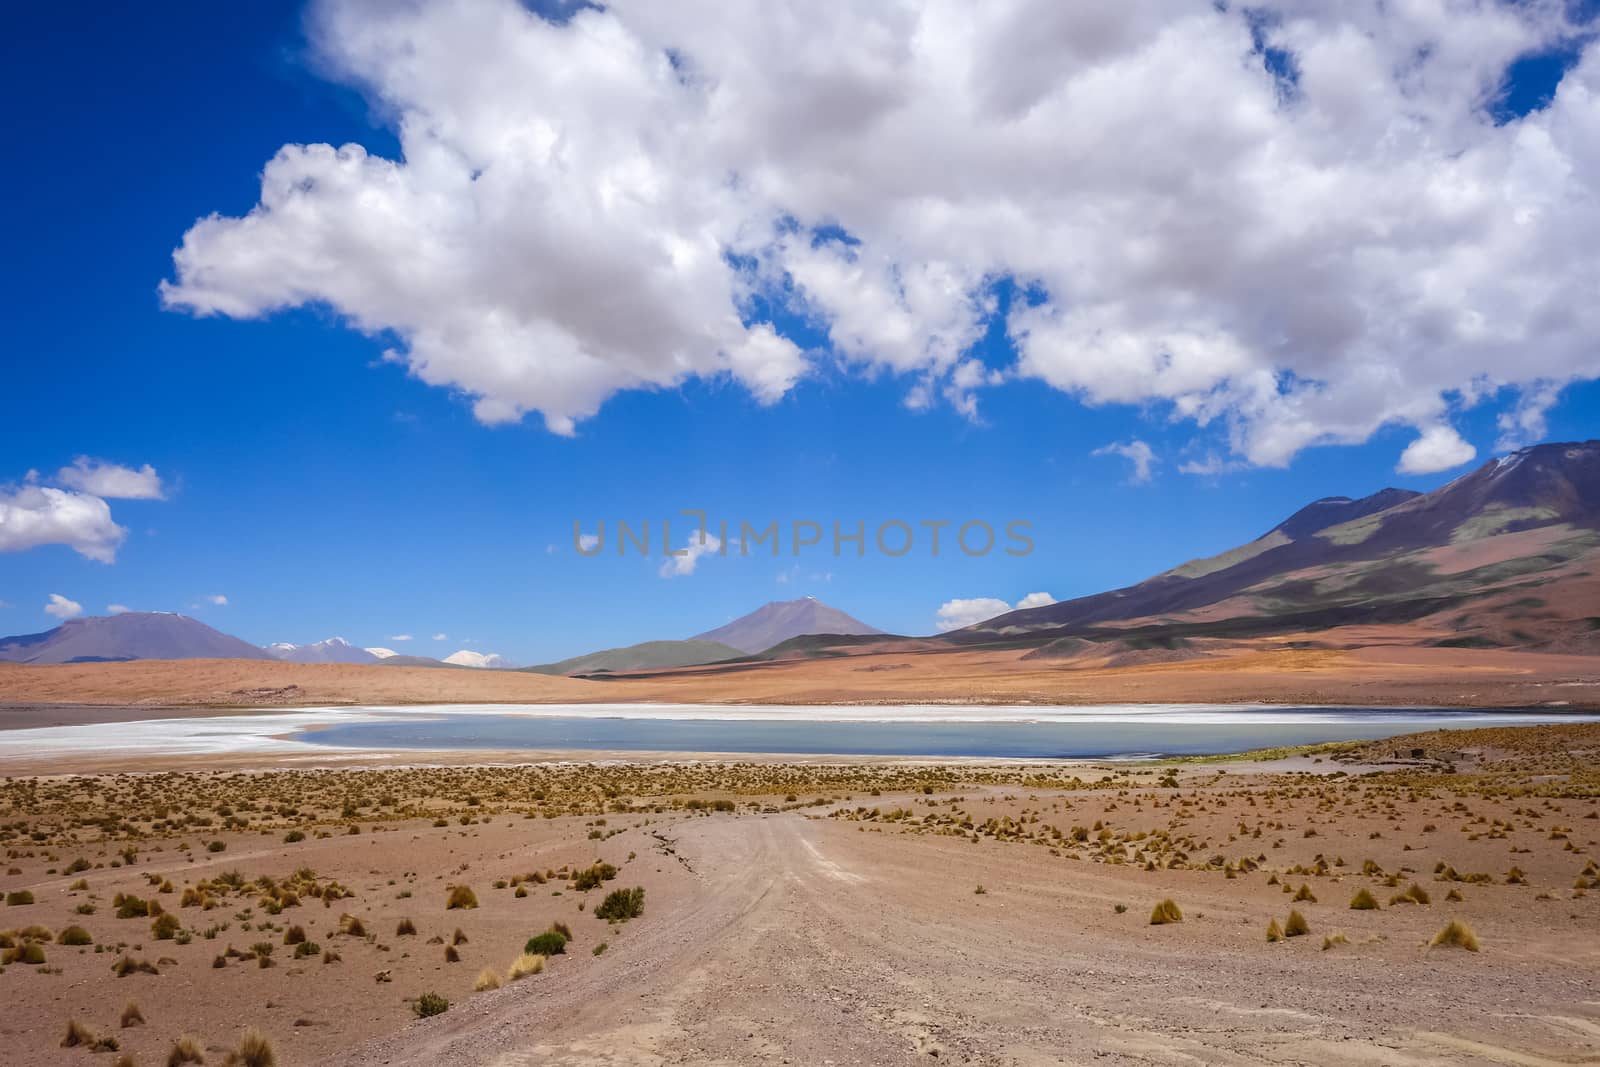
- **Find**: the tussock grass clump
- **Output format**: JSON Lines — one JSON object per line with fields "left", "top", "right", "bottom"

{"left": 4, "top": 941, "right": 47, "bottom": 965}
{"left": 1292, "top": 884, "right": 1316, "bottom": 903}
{"left": 445, "top": 885, "right": 478, "bottom": 910}
{"left": 62, "top": 1018, "right": 98, "bottom": 1048}
{"left": 1349, "top": 889, "right": 1379, "bottom": 910}
{"left": 112, "top": 954, "right": 159, "bottom": 977}
{"left": 444, "top": 944, "right": 460, "bottom": 963}
{"left": 473, "top": 967, "right": 501, "bottom": 992}
{"left": 1390, "top": 883, "right": 1430, "bottom": 906}
{"left": 57, "top": 925, "right": 93, "bottom": 945}
{"left": 152, "top": 912, "right": 182, "bottom": 940}
{"left": 1284, "top": 910, "right": 1310, "bottom": 937}
{"left": 222, "top": 1028, "right": 276, "bottom": 1066}
{"left": 1265, "top": 917, "right": 1283, "bottom": 942}
{"left": 413, "top": 992, "right": 450, "bottom": 1018}
{"left": 1429, "top": 919, "right": 1481, "bottom": 952}
{"left": 6, "top": 890, "right": 35, "bottom": 906}
{"left": 121, "top": 1001, "right": 145, "bottom": 1028}
{"left": 1148, "top": 898, "right": 1183, "bottom": 925}
{"left": 337, "top": 913, "right": 366, "bottom": 937}
{"left": 283, "top": 925, "right": 305, "bottom": 945}
{"left": 395, "top": 917, "right": 416, "bottom": 936}
{"left": 1321, "top": 931, "right": 1348, "bottom": 950}
{"left": 451, "top": 927, "right": 468, "bottom": 946}
{"left": 507, "top": 952, "right": 545, "bottom": 981}
{"left": 596, "top": 886, "right": 646, "bottom": 922}
{"left": 167, "top": 1035, "right": 205, "bottom": 1065}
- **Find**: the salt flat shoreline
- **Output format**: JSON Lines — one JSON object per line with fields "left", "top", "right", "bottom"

{"left": 0, "top": 701, "right": 1595, "bottom": 775}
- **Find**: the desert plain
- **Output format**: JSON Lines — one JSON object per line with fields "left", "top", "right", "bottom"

{"left": 1, "top": 714, "right": 1598, "bottom": 1067}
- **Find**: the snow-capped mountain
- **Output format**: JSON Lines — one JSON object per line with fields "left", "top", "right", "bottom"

{"left": 266, "top": 637, "right": 379, "bottom": 664}
{"left": 443, "top": 649, "right": 512, "bottom": 669}
{"left": 364, "top": 647, "right": 400, "bottom": 659}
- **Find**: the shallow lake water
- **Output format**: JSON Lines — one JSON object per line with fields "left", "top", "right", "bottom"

{"left": 295, "top": 705, "right": 1598, "bottom": 759}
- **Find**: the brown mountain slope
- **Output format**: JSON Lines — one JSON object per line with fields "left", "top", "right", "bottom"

{"left": 953, "top": 440, "right": 1600, "bottom": 653}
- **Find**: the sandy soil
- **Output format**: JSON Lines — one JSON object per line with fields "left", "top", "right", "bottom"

{"left": 3, "top": 640, "right": 1599, "bottom": 718}
{"left": 2, "top": 727, "right": 1598, "bottom": 1065}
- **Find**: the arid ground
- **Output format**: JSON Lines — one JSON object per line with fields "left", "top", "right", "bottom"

{"left": 1, "top": 724, "right": 1598, "bottom": 1065}
{"left": 3, "top": 633, "right": 1600, "bottom": 722}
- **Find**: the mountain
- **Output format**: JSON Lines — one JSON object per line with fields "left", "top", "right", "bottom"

{"left": 372, "top": 654, "right": 462, "bottom": 668}
{"left": 524, "top": 639, "right": 746, "bottom": 676}
{"left": 364, "top": 647, "right": 399, "bottom": 659}
{"left": 443, "top": 650, "right": 513, "bottom": 669}
{"left": 692, "top": 597, "right": 885, "bottom": 654}
{"left": 955, "top": 440, "right": 1600, "bottom": 651}
{"left": 267, "top": 637, "right": 379, "bottom": 664}
{"left": 0, "top": 612, "right": 276, "bottom": 664}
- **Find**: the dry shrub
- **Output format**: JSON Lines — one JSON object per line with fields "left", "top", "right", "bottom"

{"left": 473, "top": 967, "right": 501, "bottom": 992}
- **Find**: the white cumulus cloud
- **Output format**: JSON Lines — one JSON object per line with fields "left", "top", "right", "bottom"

{"left": 45, "top": 593, "right": 83, "bottom": 620}
{"left": 937, "top": 590, "right": 1057, "bottom": 630}
{"left": 1396, "top": 425, "right": 1479, "bottom": 475}
{"left": 0, "top": 485, "right": 126, "bottom": 563}
{"left": 935, "top": 597, "right": 1014, "bottom": 632}
{"left": 54, "top": 458, "right": 165, "bottom": 500}
{"left": 388, "top": 633, "right": 413, "bottom": 642}
{"left": 160, "top": 0, "right": 1600, "bottom": 467}
{"left": 107, "top": 604, "right": 131, "bottom": 615}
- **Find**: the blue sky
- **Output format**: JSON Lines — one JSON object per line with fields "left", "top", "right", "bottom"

{"left": 3, "top": 2, "right": 1598, "bottom": 663}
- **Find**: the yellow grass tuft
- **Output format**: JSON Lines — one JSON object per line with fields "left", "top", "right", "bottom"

{"left": 222, "top": 1027, "right": 276, "bottom": 1066}
{"left": 1349, "top": 888, "right": 1379, "bottom": 910}
{"left": 1284, "top": 909, "right": 1310, "bottom": 937}
{"left": 507, "top": 952, "right": 545, "bottom": 980}
{"left": 1265, "top": 917, "right": 1283, "bottom": 942}
{"left": 1149, "top": 899, "right": 1183, "bottom": 925}
{"left": 1429, "top": 919, "right": 1480, "bottom": 952}
{"left": 473, "top": 966, "right": 501, "bottom": 992}
{"left": 446, "top": 885, "right": 478, "bottom": 910}
{"left": 121, "top": 1000, "right": 145, "bottom": 1028}
{"left": 1321, "top": 931, "right": 1348, "bottom": 950}
{"left": 62, "top": 1019, "right": 98, "bottom": 1048}
{"left": 167, "top": 1034, "right": 205, "bottom": 1066}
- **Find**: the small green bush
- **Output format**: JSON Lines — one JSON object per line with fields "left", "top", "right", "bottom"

{"left": 596, "top": 886, "right": 645, "bottom": 922}
{"left": 414, "top": 992, "right": 450, "bottom": 1018}
{"left": 524, "top": 931, "right": 567, "bottom": 956}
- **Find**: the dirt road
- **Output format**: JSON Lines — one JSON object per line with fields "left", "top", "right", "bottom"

{"left": 346, "top": 814, "right": 1600, "bottom": 1067}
